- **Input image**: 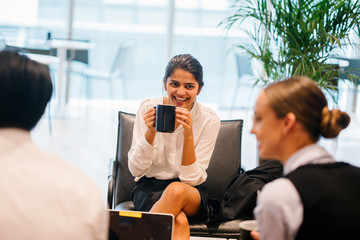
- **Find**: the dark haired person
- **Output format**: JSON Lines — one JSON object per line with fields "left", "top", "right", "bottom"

{"left": 250, "top": 76, "right": 360, "bottom": 240}
{"left": 0, "top": 50, "right": 108, "bottom": 240}
{"left": 128, "top": 54, "right": 220, "bottom": 240}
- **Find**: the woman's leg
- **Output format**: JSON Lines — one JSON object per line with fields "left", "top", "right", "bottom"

{"left": 173, "top": 211, "right": 190, "bottom": 239}
{"left": 150, "top": 182, "right": 202, "bottom": 240}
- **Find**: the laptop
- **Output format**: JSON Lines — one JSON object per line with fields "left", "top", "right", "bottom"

{"left": 108, "top": 210, "right": 174, "bottom": 240}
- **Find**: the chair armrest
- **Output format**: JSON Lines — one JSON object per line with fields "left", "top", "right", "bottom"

{"left": 107, "top": 158, "right": 117, "bottom": 209}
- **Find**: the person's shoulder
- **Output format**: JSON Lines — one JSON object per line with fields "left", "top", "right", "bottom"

{"left": 259, "top": 178, "right": 298, "bottom": 206}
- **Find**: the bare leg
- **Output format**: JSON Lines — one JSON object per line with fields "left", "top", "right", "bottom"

{"left": 173, "top": 211, "right": 190, "bottom": 240}
{"left": 150, "top": 182, "right": 202, "bottom": 240}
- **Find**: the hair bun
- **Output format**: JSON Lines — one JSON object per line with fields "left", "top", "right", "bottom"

{"left": 320, "top": 106, "right": 350, "bottom": 138}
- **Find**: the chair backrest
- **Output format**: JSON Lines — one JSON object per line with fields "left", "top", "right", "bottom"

{"left": 113, "top": 111, "right": 243, "bottom": 207}
{"left": 114, "top": 111, "right": 136, "bottom": 205}
{"left": 202, "top": 119, "right": 243, "bottom": 200}
{"left": 111, "top": 42, "right": 132, "bottom": 77}
{"left": 340, "top": 58, "right": 360, "bottom": 85}
{"left": 67, "top": 49, "right": 89, "bottom": 65}
{"left": 0, "top": 33, "right": 6, "bottom": 50}
{"left": 235, "top": 53, "right": 252, "bottom": 80}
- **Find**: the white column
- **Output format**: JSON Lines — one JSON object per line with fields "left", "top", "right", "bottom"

{"left": 65, "top": 0, "right": 75, "bottom": 103}
{"left": 67, "top": 0, "right": 75, "bottom": 40}
{"left": 165, "top": 0, "right": 175, "bottom": 61}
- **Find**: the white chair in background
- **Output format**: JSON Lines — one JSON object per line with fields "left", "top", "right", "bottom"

{"left": 229, "top": 52, "right": 254, "bottom": 116}
{"left": 339, "top": 57, "right": 360, "bottom": 113}
{"left": 82, "top": 42, "right": 133, "bottom": 100}
{"left": 0, "top": 34, "right": 6, "bottom": 50}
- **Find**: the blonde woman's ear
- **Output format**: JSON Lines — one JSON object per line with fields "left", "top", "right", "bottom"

{"left": 283, "top": 112, "right": 297, "bottom": 133}
{"left": 286, "top": 112, "right": 296, "bottom": 124}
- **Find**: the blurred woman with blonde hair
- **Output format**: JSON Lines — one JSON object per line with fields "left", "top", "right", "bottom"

{"left": 250, "top": 76, "right": 360, "bottom": 240}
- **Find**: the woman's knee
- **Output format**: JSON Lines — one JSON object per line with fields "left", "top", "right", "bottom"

{"left": 160, "top": 182, "right": 201, "bottom": 217}
{"left": 163, "top": 182, "right": 187, "bottom": 200}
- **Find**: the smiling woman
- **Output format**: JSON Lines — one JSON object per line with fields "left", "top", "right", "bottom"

{"left": 164, "top": 69, "right": 200, "bottom": 109}
{"left": 127, "top": 54, "right": 221, "bottom": 240}
{"left": 163, "top": 54, "right": 203, "bottom": 109}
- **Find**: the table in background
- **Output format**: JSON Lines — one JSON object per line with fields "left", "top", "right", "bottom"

{"left": 24, "top": 53, "right": 60, "bottom": 66}
{"left": 4, "top": 38, "right": 95, "bottom": 117}
{"left": 49, "top": 39, "right": 95, "bottom": 117}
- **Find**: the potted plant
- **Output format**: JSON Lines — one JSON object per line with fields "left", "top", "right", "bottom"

{"left": 220, "top": 0, "right": 360, "bottom": 100}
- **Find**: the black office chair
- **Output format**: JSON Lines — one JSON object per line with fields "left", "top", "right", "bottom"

{"left": 107, "top": 111, "right": 244, "bottom": 239}
{"left": 0, "top": 33, "right": 6, "bottom": 50}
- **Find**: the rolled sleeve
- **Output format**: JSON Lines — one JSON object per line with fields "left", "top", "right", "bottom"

{"left": 179, "top": 161, "right": 207, "bottom": 186}
{"left": 128, "top": 135, "right": 157, "bottom": 178}
{"left": 128, "top": 100, "right": 158, "bottom": 178}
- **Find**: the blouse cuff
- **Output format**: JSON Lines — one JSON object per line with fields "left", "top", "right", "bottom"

{"left": 180, "top": 162, "right": 204, "bottom": 186}
{"left": 139, "top": 134, "right": 156, "bottom": 154}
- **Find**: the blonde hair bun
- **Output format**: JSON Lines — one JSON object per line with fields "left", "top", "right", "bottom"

{"left": 320, "top": 106, "right": 351, "bottom": 138}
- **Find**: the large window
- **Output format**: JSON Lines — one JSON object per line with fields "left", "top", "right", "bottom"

{"left": 0, "top": 0, "right": 250, "bottom": 108}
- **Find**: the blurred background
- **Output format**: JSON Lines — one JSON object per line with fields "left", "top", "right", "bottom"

{"left": 0, "top": 0, "right": 256, "bottom": 105}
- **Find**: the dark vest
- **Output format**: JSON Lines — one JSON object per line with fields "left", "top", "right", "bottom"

{"left": 286, "top": 162, "right": 360, "bottom": 240}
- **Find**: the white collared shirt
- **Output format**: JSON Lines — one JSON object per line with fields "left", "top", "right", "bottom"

{"left": 128, "top": 97, "right": 220, "bottom": 186}
{"left": 0, "top": 128, "right": 108, "bottom": 240}
{"left": 254, "top": 144, "right": 335, "bottom": 240}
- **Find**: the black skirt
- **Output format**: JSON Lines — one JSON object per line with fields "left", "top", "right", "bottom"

{"left": 131, "top": 176, "right": 220, "bottom": 222}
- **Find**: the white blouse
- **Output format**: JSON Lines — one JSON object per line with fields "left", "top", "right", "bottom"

{"left": 128, "top": 97, "right": 220, "bottom": 186}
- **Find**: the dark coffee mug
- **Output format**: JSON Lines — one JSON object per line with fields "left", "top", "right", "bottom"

{"left": 155, "top": 104, "right": 176, "bottom": 133}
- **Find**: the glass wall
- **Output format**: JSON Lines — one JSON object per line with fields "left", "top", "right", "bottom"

{"left": 0, "top": 0, "right": 253, "bottom": 108}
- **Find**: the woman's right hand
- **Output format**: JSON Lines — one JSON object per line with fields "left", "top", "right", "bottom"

{"left": 144, "top": 107, "right": 156, "bottom": 130}
{"left": 144, "top": 108, "right": 157, "bottom": 145}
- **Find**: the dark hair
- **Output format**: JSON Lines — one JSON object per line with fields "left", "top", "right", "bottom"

{"left": 264, "top": 76, "right": 350, "bottom": 142}
{"left": 164, "top": 54, "right": 204, "bottom": 87}
{"left": 0, "top": 50, "right": 53, "bottom": 130}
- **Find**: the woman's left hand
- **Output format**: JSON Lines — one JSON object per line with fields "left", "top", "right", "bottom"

{"left": 251, "top": 230, "right": 260, "bottom": 240}
{"left": 175, "top": 107, "right": 193, "bottom": 136}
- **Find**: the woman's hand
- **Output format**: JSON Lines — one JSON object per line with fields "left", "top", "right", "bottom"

{"left": 144, "top": 107, "right": 156, "bottom": 145}
{"left": 144, "top": 107, "right": 156, "bottom": 130}
{"left": 175, "top": 107, "right": 193, "bottom": 136}
{"left": 176, "top": 107, "right": 196, "bottom": 166}
{"left": 251, "top": 230, "right": 260, "bottom": 240}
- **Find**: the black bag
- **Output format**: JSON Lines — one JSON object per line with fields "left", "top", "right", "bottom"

{"left": 219, "top": 160, "right": 283, "bottom": 221}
